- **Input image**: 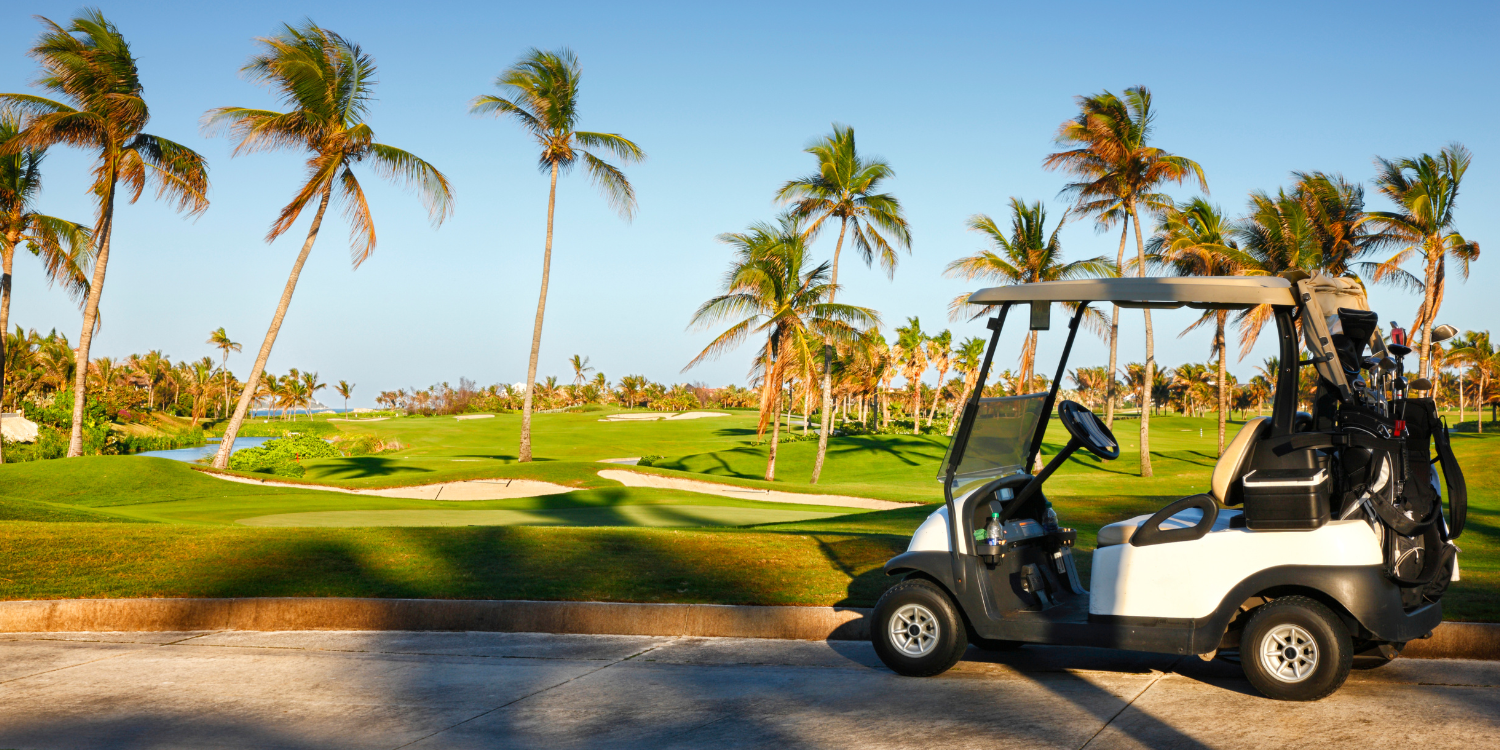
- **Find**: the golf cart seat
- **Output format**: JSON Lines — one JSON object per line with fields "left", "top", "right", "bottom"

{"left": 1096, "top": 418, "right": 1268, "bottom": 547}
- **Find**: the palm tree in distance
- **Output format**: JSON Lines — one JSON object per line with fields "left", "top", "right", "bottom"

{"left": 684, "top": 214, "right": 877, "bottom": 480}
{"left": 924, "top": 329, "right": 952, "bottom": 427}
{"left": 945, "top": 198, "right": 1112, "bottom": 387}
{"left": 1043, "top": 87, "right": 1206, "bottom": 477}
{"left": 947, "top": 336, "right": 987, "bottom": 436}
{"left": 207, "top": 327, "right": 241, "bottom": 419}
{"left": 1449, "top": 331, "right": 1497, "bottom": 433}
{"left": 569, "top": 355, "right": 594, "bottom": 386}
{"left": 776, "top": 124, "right": 911, "bottom": 483}
{"left": 472, "top": 48, "right": 643, "bottom": 463}
{"left": 1146, "top": 198, "right": 1249, "bottom": 455}
{"left": 0, "top": 115, "right": 92, "bottom": 463}
{"left": 301, "top": 370, "right": 326, "bottom": 420}
{"left": 204, "top": 22, "right": 453, "bottom": 469}
{"left": 335, "top": 380, "right": 354, "bottom": 417}
{"left": 1360, "top": 144, "right": 1480, "bottom": 380}
{"left": 1228, "top": 188, "right": 1323, "bottom": 358}
{"left": 1, "top": 10, "right": 210, "bottom": 457}
{"left": 893, "top": 317, "right": 927, "bottom": 435}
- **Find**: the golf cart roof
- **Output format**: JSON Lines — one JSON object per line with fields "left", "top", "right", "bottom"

{"left": 967, "top": 276, "right": 1297, "bottom": 309}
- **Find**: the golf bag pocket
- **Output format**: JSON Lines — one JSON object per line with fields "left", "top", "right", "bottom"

{"left": 1242, "top": 468, "right": 1331, "bottom": 530}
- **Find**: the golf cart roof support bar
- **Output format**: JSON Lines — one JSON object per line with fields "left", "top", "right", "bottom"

{"left": 1026, "top": 304, "right": 1088, "bottom": 470}
{"left": 1273, "top": 306, "right": 1299, "bottom": 437}
{"left": 943, "top": 304, "right": 1011, "bottom": 586}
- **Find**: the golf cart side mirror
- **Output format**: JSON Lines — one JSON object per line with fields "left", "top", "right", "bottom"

{"left": 1030, "top": 302, "right": 1051, "bottom": 331}
{"left": 1431, "top": 324, "right": 1458, "bottom": 344}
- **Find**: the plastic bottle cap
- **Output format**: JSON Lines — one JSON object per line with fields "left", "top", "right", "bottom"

{"left": 990, "top": 512, "right": 999, "bottom": 518}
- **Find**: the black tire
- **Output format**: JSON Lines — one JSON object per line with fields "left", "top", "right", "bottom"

{"left": 1351, "top": 641, "right": 1406, "bottom": 670}
{"left": 1240, "top": 596, "right": 1353, "bottom": 701}
{"left": 871, "top": 578, "right": 968, "bottom": 676}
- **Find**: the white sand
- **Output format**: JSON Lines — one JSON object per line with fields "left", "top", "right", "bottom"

{"left": 599, "top": 411, "right": 732, "bottom": 423}
{"left": 201, "top": 471, "right": 575, "bottom": 501}
{"left": 597, "top": 469, "right": 915, "bottom": 510}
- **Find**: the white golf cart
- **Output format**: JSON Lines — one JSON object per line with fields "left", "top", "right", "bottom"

{"left": 872, "top": 273, "right": 1468, "bottom": 701}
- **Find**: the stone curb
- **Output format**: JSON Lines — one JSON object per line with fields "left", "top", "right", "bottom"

{"left": 0, "top": 598, "right": 1495, "bottom": 660}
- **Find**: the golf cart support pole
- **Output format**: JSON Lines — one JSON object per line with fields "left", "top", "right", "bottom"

{"left": 943, "top": 304, "right": 1011, "bottom": 589}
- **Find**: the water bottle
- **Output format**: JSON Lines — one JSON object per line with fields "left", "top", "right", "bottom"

{"left": 1043, "top": 501, "right": 1060, "bottom": 535}
{"left": 985, "top": 512, "right": 1002, "bottom": 546}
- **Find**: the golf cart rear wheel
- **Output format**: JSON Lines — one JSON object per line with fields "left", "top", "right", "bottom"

{"left": 1241, "top": 596, "right": 1352, "bottom": 701}
{"left": 872, "top": 578, "right": 967, "bottom": 677}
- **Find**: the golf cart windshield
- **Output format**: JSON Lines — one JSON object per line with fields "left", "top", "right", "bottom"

{"left": 938, "top": 392, "right": 1047, "bottom": 482}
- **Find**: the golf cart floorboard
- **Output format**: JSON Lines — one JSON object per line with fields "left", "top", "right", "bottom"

{"left": 982, "top": 592, "right": 1201, "bottom": 656}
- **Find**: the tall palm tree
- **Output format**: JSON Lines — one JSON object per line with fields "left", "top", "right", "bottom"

{"left": 335, "top": 379, "right": 354, "bottom": 416}
{"left": 569, "top": 354, "right": 594, "bottom": 386}
{"left": 472, "top": 48, "right": 643, "bottom": 463}
{"left": 1, "top": 10, "right": 210, "bottom": 456}
{"left": 1292, "top": 171, "right": 1380, "bottom": 275}
{"left": 207, "top": 327, "right": 241, "bottom": 419}
{"left": 1228, "top": 188, "right": 1324, "bottom": 358}
{"left": 0, "top": 114, "right": 92, "bottom": 463}
{"left": 893, "top": 317, "right": 928, "bottom": 435}
{"left": 1043, "top": 86, "right": 1206, "bottom": 477}
{"left": 301, "top": 370, "right": 326, "bottom": 419}
{"left": 138, "top": 349, "right": 166, "bottom": 410}
{"left": 684, "top": 214, "right": 877, "bottom": 480}
{"left": 1147, "top": 198, "right": 1248, "bottom": 455}
{"left": 924, "top": 329, "right": 952, "bottom": 427}
{"left": 1360, "top": 145, "right": 1480, "bottom": 380}
{"left": 204, "top": 22, "right": 452, "bottom": 468}
{"left": 776, "top": 124, "right": 911, "bottom": 483}
{"left": 945, "top": 198, "right": 1112, "bottom": 386}
{"left": 946, "top": 335, "right": 987, "bottom": 436}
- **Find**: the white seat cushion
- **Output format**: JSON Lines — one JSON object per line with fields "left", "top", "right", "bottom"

{"left": 1096, "top": 508, "right": 1240, "bottom": 547}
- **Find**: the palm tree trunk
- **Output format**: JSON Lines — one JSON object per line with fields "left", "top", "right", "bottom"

{"left": 66, "top": 184, "right": 117, "bottom": 457}
{"left": 810, "top": 217, "right": 850, "bottom": 484}
{"left": 211, "top": 187, "right": 333, "bottom": 469}
{"left": 1106, "top": 219, "right": 1128, "bottom": 427}
{"left": 1418, "top": 238, "right": 1441, "bottom": 381}
{"left": 221, "top": 352, "right": 229, "bottom": 420}
{"left": 0, "top": 236, "right": 12, "bottom": 464}
{"left": 519, "top": 162, "right": 560, "bottom": 463}
{"left": 1129, "top": 202, "right": 1154, "bottom": 477}
{"left": 1216, "top": 310, "right": 1227, "bottom": 457}
{"left": 765, "top": 375, "right": 781, "bottom": 481}
{"left": 1479, "top": 376, "right": 1487, "bottom": 434}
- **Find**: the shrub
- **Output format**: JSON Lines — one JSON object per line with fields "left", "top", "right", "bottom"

{"left": 333, "top": 433, "right": 404, "bottom": 456}
{"left": 229, "top": 435, "right": 342, "bottom": 478}
{"left": 636, "top": 455, "right": 666, "bottom": 467}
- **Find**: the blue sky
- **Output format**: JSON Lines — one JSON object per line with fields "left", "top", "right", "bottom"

{"left": 3, "top": 1, "right": 1496, "bottom": 405}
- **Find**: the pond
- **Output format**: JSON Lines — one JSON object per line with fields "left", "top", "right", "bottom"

{"left": 133, "top": 436, "right": 276, "bottom": 463}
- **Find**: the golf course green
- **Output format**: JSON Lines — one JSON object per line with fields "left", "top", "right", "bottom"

{"left": 2, "top": 408, "right": 1495, "bottom": 619}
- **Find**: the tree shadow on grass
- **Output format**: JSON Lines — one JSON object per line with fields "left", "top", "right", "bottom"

{"left": 310, "top": 457, "right": 436, "bottom": 480}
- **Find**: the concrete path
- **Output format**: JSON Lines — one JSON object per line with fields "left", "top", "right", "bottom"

{"left": 1, "top": 631, "right": 1495, "bottom": 749}
{"left": 599, "top": 469, "right": 915, "bottom": 510}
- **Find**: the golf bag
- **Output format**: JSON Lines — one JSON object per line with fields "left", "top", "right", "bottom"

{"left": 1335, "top": 397, "right": 1466, "bottom": 608}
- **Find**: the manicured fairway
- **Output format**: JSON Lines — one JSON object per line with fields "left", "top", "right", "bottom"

{"left": 237, "top": 505, "right": 842, "bottom": 528}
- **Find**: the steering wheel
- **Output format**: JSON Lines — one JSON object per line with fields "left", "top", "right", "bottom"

{"left": 1057, "top": 400, "right": 1120, "bottom": 460}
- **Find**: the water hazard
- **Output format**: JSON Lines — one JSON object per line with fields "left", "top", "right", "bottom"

{"left": 133, "top": 436, "right": 276, "bottom": 462}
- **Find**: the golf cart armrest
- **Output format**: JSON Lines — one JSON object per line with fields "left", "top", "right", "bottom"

{"left": 1129, "top": 495, "right": 1219, "bottom": 548}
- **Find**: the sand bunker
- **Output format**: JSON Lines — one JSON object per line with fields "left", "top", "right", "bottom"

{"left": 204, "top": 471, "right": 574, "bottom": 501}
{"left": 598, "top": 411, "right": 731, "bottom": 423}
{"left": 597, "top": 469, "right": 915, "bottom": 510}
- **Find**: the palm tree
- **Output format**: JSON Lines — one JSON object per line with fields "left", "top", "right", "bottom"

{"left": 335, "top": 380, "right": 354, "bottom": 416}
{"left": 138, "top": 349, "right": 166, "bottom": 410}
{"left": 1147, "top": 198, "right": 1248, "bottom": 455}
{"left": 923, "top": 329, "right": 952, "bottom": 427}
{"left": 1228, "top": 189, "right": 1323, "bottom": 358}
{"left": 568, "top": 355, "right": 594, "bottom": 386}
{"left": 1293, "top": 171, "right": 1380, "bottom": 275}
{"left": 471, "top": 48, "right": 643, "bottom": 463}
{"left": 1449, "top": 331, "right": 1497, "bottom": 433}
{"left": 1043, "top": 86, "right": 1206, "bottom": 477}
{"left": 1360, "top": 145, "right": 1480, "bottom": 380}
{"left": 946, "top": 336, "right": 987, "bottom": 436}
{"left": 301, "top": 370, "right": 326, "bottom": 420}
{"left": 684, "top": 214, "right": 877, "bottom": 480}
{"left": 893, "top": 318, "right": 928, "bottom": 435}
{"left": 0, "top": 115, "right": 92, "bottom": 462}
{"left": 776, "top": 124, "right": 912, "bottom": 483}
{"left": 206, "top": 327, "right": 241, "bottom": 419}
{"left": 204, "top": 22, "right": 452, "bottom": 468}
{"left": 945, "top": 198, "right": 1112, "bottom": 386}
{"left": 2, "top": 10, "right": 210, "bottom": 456}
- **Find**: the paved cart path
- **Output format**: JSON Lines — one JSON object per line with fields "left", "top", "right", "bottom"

{"left": 1, "top": 631, "right": 1496, "bottom": 749}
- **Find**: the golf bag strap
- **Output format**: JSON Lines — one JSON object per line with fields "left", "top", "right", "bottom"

{"left": 1433, "top": 418, "right": 1467, "bottom": 539}
{"left": 1368, "top": 491, "right": 1433, "bottom": 536}
{"left": 1267, "top": 430, "right": 1401, "bottom": 456}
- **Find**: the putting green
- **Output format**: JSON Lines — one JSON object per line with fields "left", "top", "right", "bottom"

{"left": 236, "top": 504, "right": 843, "bottom": 528}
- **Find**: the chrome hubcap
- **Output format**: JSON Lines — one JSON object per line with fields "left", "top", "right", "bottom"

{"left": 1260, "top": 624, "right": 1319, "bottom": 683}
{"left": 889, "top": 604, "right": 939, "bottom": 657}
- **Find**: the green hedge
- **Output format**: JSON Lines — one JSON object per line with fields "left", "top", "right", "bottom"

{"left": 228, "top": 435, "right": 342, "bottom": 478}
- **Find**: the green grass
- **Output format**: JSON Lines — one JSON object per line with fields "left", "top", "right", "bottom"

{"left": 1, "top": 410, "right": 1497, "bottom": 621}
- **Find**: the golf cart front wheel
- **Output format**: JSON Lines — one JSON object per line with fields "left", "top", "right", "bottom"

{"left": 1241, "top": 596, "right": 1352, "bottom": 701}
{"left": 872, "top": 578, "right": 967, "bottom": 677}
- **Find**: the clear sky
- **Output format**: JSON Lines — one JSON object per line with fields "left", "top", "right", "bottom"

{"left": 4, "top": 1, "right": 1496, "bottom": 406}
